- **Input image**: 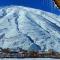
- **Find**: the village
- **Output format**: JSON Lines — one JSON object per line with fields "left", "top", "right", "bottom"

{"left": 0, "top": 48, "right": 60, "bottom": 58}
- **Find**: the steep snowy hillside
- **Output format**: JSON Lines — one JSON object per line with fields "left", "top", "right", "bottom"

{"left": 0, "top": 6, "right": 60, "bottom": 52}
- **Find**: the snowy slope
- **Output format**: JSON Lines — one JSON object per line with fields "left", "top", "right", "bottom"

{"left": 0, "top": 58, "right": 59, "bottom": 60}
{"left": 0, "top": 6, "right": 60, "bottom": 52}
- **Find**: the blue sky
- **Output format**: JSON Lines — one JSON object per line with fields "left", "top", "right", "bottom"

{"left": 0, "top": 0, "right": 60, "bottom": 15}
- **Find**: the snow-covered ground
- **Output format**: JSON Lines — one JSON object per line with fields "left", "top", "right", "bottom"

{"left": 0, "top": 58, "right": 60, "bottom": 60}
{"left": 0, "top": 6, "right": 60, "bottom": 52}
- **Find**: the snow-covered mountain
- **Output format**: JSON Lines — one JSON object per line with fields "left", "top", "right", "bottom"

{"left": 0, "top": 6, "right": 60, "bottom": 52}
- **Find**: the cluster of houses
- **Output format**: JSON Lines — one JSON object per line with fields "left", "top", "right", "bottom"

{"left": 0, "top": 48, "right": 60, "bottom": 58}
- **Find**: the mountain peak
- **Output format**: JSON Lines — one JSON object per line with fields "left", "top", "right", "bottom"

{"left": 0, "top": 6, "right": 60, "bottom": 52}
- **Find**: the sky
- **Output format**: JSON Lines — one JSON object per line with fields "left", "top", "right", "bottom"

{"left": 0, "top": 0, "right": 60, "bottom": 15}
